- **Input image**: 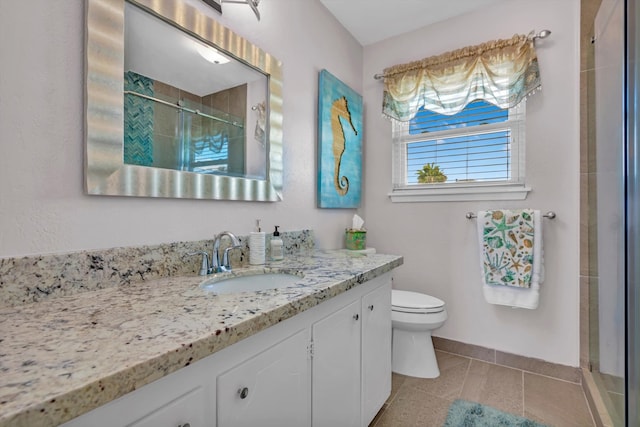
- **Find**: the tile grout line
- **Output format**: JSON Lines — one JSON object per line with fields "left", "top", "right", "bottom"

{"left": 521, "top": 369, "right": 525, "bottom": 417}
{"left": 370, "top": 404, "right": 386, "bottom": 427}
{"left": 458, "top": 355, "right": 473, "bottom": 399}
{"left": 386, "top": 377, "right": 406, "bottom": 407}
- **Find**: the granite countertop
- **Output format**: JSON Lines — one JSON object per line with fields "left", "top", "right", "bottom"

{"left": 0, "top": 250, "right": 402, "bottom": 427}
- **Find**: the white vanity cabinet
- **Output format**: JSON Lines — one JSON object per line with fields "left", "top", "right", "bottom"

{"left": 61, "top": 357, "right": 212, "bottom": 427}
{"left": 216, "top": 328, "right": 311, "bottom": 427}
{"left": 61, "top": 272, "right": 393, "bottom": 427}
{"left": 361, "top": 282, "right": 392, "bottom": 426}
{"left": 312, "top": 300, "right": 362, "bottom": 427}
{"left": 312, "top": 277, "right": 392, "bottom": 427}
{"left": 126, "top": 386, "right": 207, "bottom": 427}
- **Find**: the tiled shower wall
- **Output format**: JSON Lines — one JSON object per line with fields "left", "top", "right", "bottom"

{"left": 127, "top": 75, "right": 247, "bottom": 171}
{"left": 580, "top": 0, "right": 601, "bottom": 373}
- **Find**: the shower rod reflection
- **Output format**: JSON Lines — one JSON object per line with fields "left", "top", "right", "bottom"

{"left": 373, "top": 29, "right": 552, "bottom": 80}
{"left": 465, "top": 211, "right": 556, "bottom": 220}
{"left": 124, "top": 90, "right": 244, "bottom": 129}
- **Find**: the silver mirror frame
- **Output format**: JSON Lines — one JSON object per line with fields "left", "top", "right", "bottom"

{"left": 84, "top": 0, "right": 283, "bottom": 201}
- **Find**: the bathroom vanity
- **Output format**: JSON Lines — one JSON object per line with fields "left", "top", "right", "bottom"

{"left": 0, "top": 250, "right": 402, "bottom": 427}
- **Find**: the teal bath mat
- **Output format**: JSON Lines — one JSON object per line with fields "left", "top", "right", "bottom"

{"left": 443, "top": 399, "right": 549, "bottom": 427}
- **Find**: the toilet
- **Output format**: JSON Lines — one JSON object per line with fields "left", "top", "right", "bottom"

{"left": 391, "top": 290, "right": 447, "bottom": 378}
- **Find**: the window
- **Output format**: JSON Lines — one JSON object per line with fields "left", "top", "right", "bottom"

{"left": 190, "top": 133, "right": 229, "bottom": 174}
{"left": 391, "top": 99, "right": 529, "bottom": 201}
{"left": 382, "top": 34, "right": 539, "bottom": 202}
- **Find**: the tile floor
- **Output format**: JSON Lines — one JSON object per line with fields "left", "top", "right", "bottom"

{"left": 596, "top": 372, "right": 624, "bottom": 425}
{"left": 370, "top": 350, "right": 595, "bottom": 427}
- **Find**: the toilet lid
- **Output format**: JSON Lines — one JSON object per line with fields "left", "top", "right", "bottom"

{"left": 392, "top": 290, "right": 445, "bottom": 313}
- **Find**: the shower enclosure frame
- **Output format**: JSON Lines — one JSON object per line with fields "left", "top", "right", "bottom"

{"left": 625, "top": 0, "right": 640, "bottom": 424}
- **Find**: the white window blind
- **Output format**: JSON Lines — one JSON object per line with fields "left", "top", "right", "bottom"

{"left": 390, "top": 100, "right": 528, "bottom": 202}
{"left": 383, "top": 34, "right": 539, "bottom": 202}
{"left": 191, "top": 134, "right": 229, "bottom": 173}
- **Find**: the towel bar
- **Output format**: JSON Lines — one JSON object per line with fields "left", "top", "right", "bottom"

{"left": 465, "top": 211, "right": 556, "bottom": 220}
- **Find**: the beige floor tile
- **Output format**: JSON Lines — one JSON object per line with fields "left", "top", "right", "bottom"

{"left": 601, "top": 373, "right": 624, "bottom": 394}
{"left": 459, "top": 359, "right": 524, "bottom": 417}
{"left": 524, "top": 373, "right": 595, "bottom": 427}
{"left": 374, "top": 385, "right": 453, "bottom": 427}
{"left": 369, "top": 403, "right": 388, "bottom": 427}
{"left": 608, "top": 392, "right": 624, "bottom": 423}
{"left": 402, "top": 351, "right": 471, "bottom": 400}
{"left": 496, "top": 351, "right": 582, "bottom": 383}
{"left": 389, "top": 372, "right": 408, "bottom": 404}
{"left": 432, "top": 336, "right": 496, "bottom": 363}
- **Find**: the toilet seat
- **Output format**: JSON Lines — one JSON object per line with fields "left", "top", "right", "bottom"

{"left": 392, "top": 290, "right": 445, "bottom": 314}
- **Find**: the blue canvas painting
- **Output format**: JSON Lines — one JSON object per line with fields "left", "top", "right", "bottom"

{"left": 317, "top": 70, "right": 363, "bottom": 208}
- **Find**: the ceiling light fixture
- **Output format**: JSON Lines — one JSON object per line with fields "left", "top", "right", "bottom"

{"left": 194, "top": 41, "right": 231, "bottom": 64}
{"left": 221, "top": 0, "right": 261, "bottom": 21}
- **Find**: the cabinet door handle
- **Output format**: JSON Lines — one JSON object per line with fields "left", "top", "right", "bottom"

{"left": 368, "top": 304, "right": 374, "bottom": 311}
{"left": 353, "top": 313, "right": 359, "bottom": 321}
{"left": 238, "top": 387, "right": 249, "bottom": 399}
{"left": 178, "top": 424, "right": 191, "bottom": 427}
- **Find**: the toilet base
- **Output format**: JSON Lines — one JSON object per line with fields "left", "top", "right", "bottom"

{"left": 392, "top": 329, "right": 440, "bottom": 378}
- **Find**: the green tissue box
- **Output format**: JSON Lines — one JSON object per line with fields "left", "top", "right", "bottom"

{"left": 345, "top": 229, "right": 366, "bottom": 250}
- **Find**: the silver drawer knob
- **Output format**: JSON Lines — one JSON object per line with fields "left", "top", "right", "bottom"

{"left": 368, "top": 304, "right": 374, "bottom": 311}
{"left": 353, "top": 313, "right": 359, "bottom": 321}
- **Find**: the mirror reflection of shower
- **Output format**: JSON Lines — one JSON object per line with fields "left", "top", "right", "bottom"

{"left": 123, "top": 72, "right": 246, "bottom": 176}
{"left": 123, "top": 1, "right": 268, "bottom": 180}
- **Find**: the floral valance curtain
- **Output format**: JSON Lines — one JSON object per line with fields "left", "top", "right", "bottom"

{"left": 382, "top": 34, "right": 541, "bottom": 121}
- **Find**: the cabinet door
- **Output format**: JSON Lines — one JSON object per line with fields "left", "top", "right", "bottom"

{"left": 217, "top": 328, "right": 311, "bottom": 427}
{"left": 128, "top": 386, "right": 207, "bottom": 427}
{"left": 361, "top": 281, "right": 392, "bottom": 426}
{"left": 61, "top": 368, "right": 210, "bottom": 427}
{"left": 312, "top": 300, "right": 361, "bottom": 427}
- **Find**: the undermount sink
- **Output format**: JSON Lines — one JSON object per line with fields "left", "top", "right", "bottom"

{"left": 200, "top": 271, "right": 304, "bottom": 294}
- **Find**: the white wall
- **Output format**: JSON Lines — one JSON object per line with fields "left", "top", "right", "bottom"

{"left": 0, "top": 0, "right": 583, "bottom": 367}
{"left": 362, "top": 0, "right": 581, "bottom": 366}
{"left": 0, "top": 0, "right": 362, "bottom": 257}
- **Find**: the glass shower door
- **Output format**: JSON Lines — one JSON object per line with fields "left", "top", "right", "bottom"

{"left": 592, "top": 0, "right": 626, "bottom": 424}
{"left": 626, "top": 0, "right": 640, "bottom": 424}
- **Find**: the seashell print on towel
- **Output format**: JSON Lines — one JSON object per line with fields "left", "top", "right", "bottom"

{"left": 481, "top": 209, "right": 535, "bottom": 288}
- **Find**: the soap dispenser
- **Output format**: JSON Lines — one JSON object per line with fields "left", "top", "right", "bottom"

{"left": 270, "top": 226, "right": 284, "bottom": 261}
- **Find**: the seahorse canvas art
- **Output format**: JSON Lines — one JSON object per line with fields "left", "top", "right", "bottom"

{"left": 331, "top": 96, "right": 358, "bottom": 196}
{"left": 317, "top": 70, "right": 363, "bottom": 208}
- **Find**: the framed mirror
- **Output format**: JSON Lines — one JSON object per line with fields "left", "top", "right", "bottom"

{"left": 85, "top": 0, "right": 283, "bottom": 201}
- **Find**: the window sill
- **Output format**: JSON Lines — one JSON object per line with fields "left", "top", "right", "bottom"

{"left": 388, "top": 183, "right": 531, "bottom": 203}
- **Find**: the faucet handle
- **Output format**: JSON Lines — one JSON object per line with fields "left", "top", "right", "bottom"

{"left": 221, "top": 245, "right": 242, "bottom": 271}
{"left": 187, "top": 251, "right": 211, "bottom": 276}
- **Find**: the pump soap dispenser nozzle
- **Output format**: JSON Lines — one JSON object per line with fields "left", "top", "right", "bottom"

{"left": 270, "top": 225, "right": 284, "bottom": 261}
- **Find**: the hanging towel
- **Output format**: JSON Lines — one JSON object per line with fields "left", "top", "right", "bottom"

{"left": 254, "top": 101, "right": 266, "bottom": 146}
{"left": 476, "top": 209, "right": 544, "bottom": 309}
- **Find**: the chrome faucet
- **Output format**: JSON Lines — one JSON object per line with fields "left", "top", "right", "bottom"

{"left": 187, "top": 250, "right": 212, "bottom": 275}
{"left": 211, "top": 231, "right": 242, "bottom": 273}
